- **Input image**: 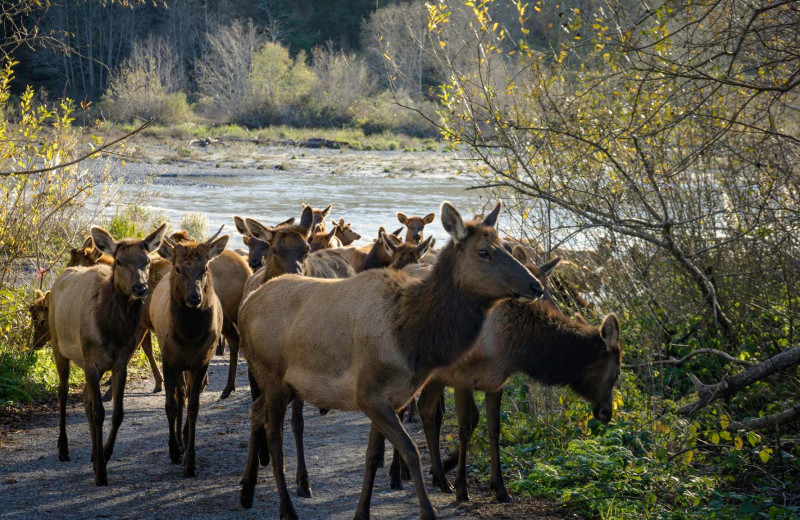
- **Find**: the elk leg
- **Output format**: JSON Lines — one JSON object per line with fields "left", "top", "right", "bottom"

{"left": 454, "top": 387, "right": 480, "bottom": 502}
{"left": 178, "top": 372, "right": 187, "bottom": 448}
{"left": 248, "top": 368, "right": 270, "bottom": 467}
{"left": 388, "top": 406, "right": 406, "bottom": 490}
{"left": 362, "top": 401, "right": 437, "bottom": 520}
{"left": 290, "top": 397, "right": 312, "bottom": 497}
{"left": 215, "top": 336, "right": 226, "bottom": 356}
{"left": 405, "top": 397, "right": 419, "bottom": 423}
{"left": 354, "top": 422, "right": 386, "bottom": 520}
{"left": 485, "top": 389, "right": 511, "bottom": 503}
{"left": 101, "top": 374, "right": 112, "bottom": 402}
{"left": 419, "top": 381, "right": 453, "bottom": 493}
{"left": 220, "top": 322, "right": 239, "bottom": 399}
{"left": 163, "top": 364, "right": 182, "bottom": 464}
{"left": 240, "top": 395, "right": 267, "bottom": 509}
{"left": 102, "top": 366, "right": 127, "bottom": 463}
{"left": 266, "top": 392, "right": 298, "bottom": 520}
{"left": 83, "top": 366, "right": 108, "bottom": 486}
{"left": 54, "top": 351, "right": 71, "bottom": 462}
{"left": 183, "top": 364, "right": 208, "bottom": 477}
{"left": 140, "top": 332, "right": 163, "bottom": 393}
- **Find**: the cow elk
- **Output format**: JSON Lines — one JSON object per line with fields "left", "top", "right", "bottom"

{"left": 48, "top": 223, "right": 167, "bottom": 485}
{"left": 150, "top": 228, "right": 229, "bottom": 477}
{"left": 406, "top": 251, "right": 622, "bottom": 503}
{"left": 29, "top": 290, "right": 50, "bottom": 350}
{"left": 301, "top": 203, "right": 332, "bottom": 233}
{"left": 333, "top": 219, "right": 361, "bottom": 245}
{"left": 234, "top": 216, "right": 294, "bottom": 270}
{"left": 237, "top": 201, "right": 544, "bottom": 520}
{"left": 397, "top": 212, "right": 435, "bottom": 244}
{"left": 309, "top": 224, "right": 341, "bottom": 252}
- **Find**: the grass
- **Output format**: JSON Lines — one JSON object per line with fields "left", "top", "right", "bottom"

{"left": 113, "top": 122, "right": 440, "bottom": 152}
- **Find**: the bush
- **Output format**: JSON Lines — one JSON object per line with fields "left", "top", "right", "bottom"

{"left": 100, "top": 36, "right": 192, "bottom": 124}
{"left": 179, "top": 213, "right": 208, "bottom": 241}
{"left": 244, "top": 43, "right": 315, "bottom": 125}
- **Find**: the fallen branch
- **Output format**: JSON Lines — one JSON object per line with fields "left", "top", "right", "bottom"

{"left": 201, "top": 136, "right": 350, "bottom": 149}
{"left": 624, "top": 348, "right": 756, "bottom": 369}
{"left": 678, "top": 345, "right": 800, "bottom": 415}
{"left": 727, "top": 404, "right": 800, "bottom": 432}
{"left": 0, "top": 118, "right": 155, "bottom": 177}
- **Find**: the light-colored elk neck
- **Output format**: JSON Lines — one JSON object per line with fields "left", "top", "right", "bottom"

{"left": 393, "top": 245, "right": 490, "bottom": 378}
{"left": 97, "top": 266, "right": 145, "bottom": 346}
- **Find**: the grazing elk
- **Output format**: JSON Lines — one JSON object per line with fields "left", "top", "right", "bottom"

{"left": 149, "top": 229, "right": 228, "bottom": 477}
{"left": 397, "top": 250, "right": 622, "bottom": 503}
{"left": 29, "top": 290, "right": 50, "bottom": 350}
{"left": 237, "top": 201, "right": 544, "bottom": 520}
{"left": 48, "top": 223, "right": 167, "bottom": 485}
{"left": 68, "top": 235, "right": 164, "bottom": 394}
{"left": 397, "top": 212, "right": 435, "bottom": 244}
{"left": 168, "top": 229, "right": 252, "bottom": 400}
{"left": 333, "top": 219, "right": 361, "bottom": 245}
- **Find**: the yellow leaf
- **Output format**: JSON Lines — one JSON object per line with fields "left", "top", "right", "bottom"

{"left": 720, "top": 414, "right": 730, "bottom": 429}
{"left": 734, "top": 437, "right": 743, "bottom": 450}
{"left": 759, "top": 448, "right": 772, "bottom": 463}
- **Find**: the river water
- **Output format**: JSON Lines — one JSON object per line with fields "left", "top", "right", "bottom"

{"left": 106, "top": 150, "right": 487, "bottom": 246}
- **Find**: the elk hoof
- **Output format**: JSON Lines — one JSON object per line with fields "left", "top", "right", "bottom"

{"left": 354, "top": 509, "right": 370, "bottom": 520}
{"left": 400, "top": 462, "right": 411, "bottom": 481}
{"left": 432, "top": 475, "right": 454, "bottom": 494}
{"left": 280, "top": 507, "right": 299, "bottom": 520}
{"left": 94, "top": 473, "right": 108, "bottom": 486}
{"left": 58, "top": 452, "right": 71, "bottom": 462}
{"left": 494, "top": 491, "right": 512, "bottom": 503}
{"left": 456, "top": 489, "right": 470, "bottom": 502}
{"left": 390, "top": 474, "right": 403, "bottom": 490}
{"left": 297, "top": 483, "right": 312, "bottom": 498}
{"left": 183, "top": 465, "right": 197, "bottom": 477}
{"left": 240, "top": 494, "right": 254, "bottom": 509}
{"left": 102, "top": 390, "right": 112, "bottom": 402}
{"left": 220, "top": 387, "right": 234, "bottom": 400}
{"left": 318, "top": 408, "right": 329, "bottom": 415}
{"left": 152, "top": 385, "right": 162, "bottom": 393}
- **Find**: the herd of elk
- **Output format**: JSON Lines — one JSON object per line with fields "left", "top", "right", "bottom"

{"left": 30, "top": 199, "right": 622, "bottom": 520}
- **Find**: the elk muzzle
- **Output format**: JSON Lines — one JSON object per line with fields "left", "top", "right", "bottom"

{"left": 131, "top": 283, "right": 149, "bottom": 299}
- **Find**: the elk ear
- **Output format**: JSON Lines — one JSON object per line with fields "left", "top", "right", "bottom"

{"left": 88, "top": 247, "right": 104, "bottom": 262}
{"left": 441, "top": 202, "right": 468, "bottom": 242}
{"left": 91, "top": 227, "right": 118, "bottom": 256}
{"left": 276, "top": 217, "right": 295, "bottom": 227}
{"left": 539, "top": 257, "right": 561, "bottom": 277}
{"left": 206, "top": 235, "right": 229, "bottom": 261}
{"left": 326, "top": 228, "right": 337, "bottom": 241}
{"left": 82, "top": 236, "right": 93, "bottom": 248}
{"left": 482, "top": 202, "right": 502, "bottom": 228}
{"left": 380, "top": 230, "right": 397, "bottom": 254}
{"left": 44, "top": 290, "right": 50, "bottom": 305}
{"left": 35, "top": 289, "right": 44, "bottom": 298}
{"left": 299, "top": 205, "right": 314, "bottom": 233}
{"left": 397, "top": 212, "right": 409, "bottom": 225}
{"left": 141, "top": 223, "right": 168, "bottom": 254}
{"left": 321, "top": 204, "right": 332, "bottom": 218}
{"left": 573, "top": 313, "right": 588, "bottom": 325}
{"left": 417, "top": 235, "right": 434, "bottom": 256}
{"left": 233, "top": 216, "right": 249, "bottom": 236}
{"left": 245, "top": 218, "right": 275, "bottom": 242}
{"left": 423, "top": 213, "right": 435, "bottom": 224}
{"left": 157, "top": 241, "right": 174, "bottom": 261}
{"left": 600, "top": 314, "right": 620, "bottom": 352}
{"left": 511, "top": 245, "right": 528, "bottom": 264}
{"left": 391, "top": 227, "right": 404, "bottom": 238}
{"left": 338, "top": 218, "right": 345, "bottom": 226}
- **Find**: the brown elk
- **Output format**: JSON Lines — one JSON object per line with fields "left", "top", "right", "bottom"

{"left": 237, "top": 201, "right": 544, "bottom": 520}
{"left": 48, "top": 223, "right": 167, "bottom": 485}
{"left": 397, "top": 212, "right": 435, "bottom": 244}
{"left": 29, "top": 290, "right": 50, "bottom": 350}
{"left": 167, "top": 229, "right": 252, "bottom": 400}
{"left": 309, "top": 224, "right": 341, "bottom": 252}
{"left": 68, "top": 235, "right": 164, "bottom": 394}
{"left": 301, "top": 203, "right": 332, "bottom": 233}
{"left": 234, "top": 216, "right": 294, "bottom": 270}
{"left": 333, "top": 219, "right": 361, "bottom": 245}
{"left": 149, "top": 229, "right": 228, "bottom": 477}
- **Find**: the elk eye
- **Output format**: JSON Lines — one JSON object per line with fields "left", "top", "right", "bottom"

{"left": 175, "top": 266, "right": 182, "bottom": 275}
{"left": 478, "top": 249, "right": 491, "bottom": 259}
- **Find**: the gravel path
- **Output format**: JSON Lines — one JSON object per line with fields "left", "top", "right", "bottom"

{"left": 0, "top": 356, "right": 573, "bottom": 520}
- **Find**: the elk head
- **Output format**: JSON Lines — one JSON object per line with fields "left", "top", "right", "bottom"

{"left": 571, "top": 314, "right": 622, "bottom": 423}
{"left": 29, "top": 289, "right": 50, "bottom": 350}
{"left": 309, "top": 224, "right": 338, "bottom": 253}
{"left": 333, "top": 219, "right": 361, "bottom": 245}
{"left": 234, "top": 215, "right": 295, "bottom": 270}
{"left": 381, "top": 231, "right": 435, "bottom": 270}
{"left": 441, "top": 201, "right": 543, "bottom": 305}
{"left": 397, "top": 212, "right": 435, "bottom": 244}
{"left": 301, "top": 203, "right": 332, "bottom": 233}
{"left": 68, "top": 236, "right": 105, "bottom": 267}
{"left": 246, "top": 206, "right": 313, "bottom": 277}
{"left": 91, "top": 223, "right": 167, "bottom": 300}
{"left": 159, "top": 226, "right": 229, "bottom": 308}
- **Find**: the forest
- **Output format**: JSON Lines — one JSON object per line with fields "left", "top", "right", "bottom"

{"left": 2, "top": 1, "right": 800, "bottom": 519}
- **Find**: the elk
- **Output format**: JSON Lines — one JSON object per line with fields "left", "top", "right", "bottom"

{"left": 237, "top": 201, "right": 544, "bottom": 520}
{"left": 393, "top": 250, "right": 622, "bottom": 502}
{"left": 234, "top": 216, "right": 294, "bottom": 270}
{"left": 149, "top": 229, "right": 229, "bottom": 477}
{"left": 308, "top": 224, "right": 341, "bottom": 252}
{"left": 48, "top": 223, "right": 167, "bottom": 485}
{"left": 29, "top": 290, "right": 50, "bottom": 350}
{"left": 301, "top": 203, "right": 332, "bottom": 233}
{"left": 167, "top": 229, "right": 252, "bottom": 400}
{"left": 333, "top": 219, "right": 361, "bottom": 245}
{"left": 68, "top": 235, "right": 164, "bottom": 394}
{"left": 397, "top": 212, "right": 435, "bottom": 244}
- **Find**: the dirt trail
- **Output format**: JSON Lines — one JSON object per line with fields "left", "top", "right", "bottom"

{"left": 0, "top": 356, "right": 574, "bottom": 519}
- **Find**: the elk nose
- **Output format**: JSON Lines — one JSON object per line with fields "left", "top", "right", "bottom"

{"left": 249, "top": 259, "right": 262, "bottom": 270}
{"left": 596, "top": 407, "right": 611, "bottom": 423}
{"left": 187, "top": 293, "right": 201, "bottom": 306}
{"left": 530, "top": 281, "right": 544, "bottom": 298}
{"left": 131, "top": 283, "right": 148, "bottom": 299}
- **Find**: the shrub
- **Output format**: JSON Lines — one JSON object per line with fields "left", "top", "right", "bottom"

{"left": 179, "top": 213, "right": 209, "bottom": 241}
